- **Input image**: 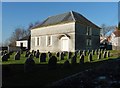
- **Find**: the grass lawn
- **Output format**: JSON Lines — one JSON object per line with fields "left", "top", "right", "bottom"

{"left": 1, "top": 50, "right": 120, "bottom": 87}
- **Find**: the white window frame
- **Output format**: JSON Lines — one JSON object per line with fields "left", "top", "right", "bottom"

{"left": 87, "top": 26, "right": 92, "bottom": 35}
{"left": 39, "top": 36, "right": 41, "bottom": 46}
{"left": 35, "top": 37, "right": 37, "bottom": 46}
{"left": 86, "top": 39, "right": 92, "bottom": 46}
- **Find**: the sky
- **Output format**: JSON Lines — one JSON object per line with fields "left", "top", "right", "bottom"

{"left": 2, "top": 2, "right": 118, "bottom": 43}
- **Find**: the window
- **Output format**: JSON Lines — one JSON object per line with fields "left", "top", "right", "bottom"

{"left": 87, "top": 26, "right": 92, "bottom": 35}
{"left": 46, "top": 35, "right": 52, "bottom": 46}
{"left": 86, "top": 39, "right": 92, "bottom": 46}
{"left": 35, "top": 37, "right": 41, "bottom": 46}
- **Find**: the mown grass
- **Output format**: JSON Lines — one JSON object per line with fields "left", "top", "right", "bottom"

{"left": 1, "top": 50, "right": 120, "bottom": 65}
{"left": 1, "top": 50, "right": 120, "bottom": 87}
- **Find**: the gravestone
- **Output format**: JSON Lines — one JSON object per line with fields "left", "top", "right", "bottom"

{"left": 87, "top": 50, "right": 90, "bottom": 55}
{"left": 61, "top": 52, "right": 64, "bottom": 60}
{"left": 25, "top": 50, "right": 30, "bottom": 57}
{"left": 92, "top": 50, "right": 95, "bottom": 55}
{"left": 107, "top": 51, "right": 110, "bottom": 57}
{"left": 80, "top": 54, "right": 84, "bottom": 64}
{"left": 88, "top": 53, "right": 92, "bottom": 62}
{"left": 14, "top": 51, "right": 20, "bottom": 60}
{"left": 79, "top": 50, "right": 82, "bottom": 56}
{"left": 56, "top": 52, "right": 60, "bottom": 57}
{"left": 97, "top": 52, "right": 101, "bottom": 60}
{"left": 68, "top": 52, "right": 72, "bottom": 59}
{"left": 31, "top": 50, "right": 34, "bottom": 55}
{"left": 63, "top": 60, "right": 71, "bottom": 69}
{"left": 71, "top": 55, "right": 77, "bottom": 65}
{"left": 24, "top": 54, "right": 35, "bottom": 73}
{"left": 103, "top": 51, "right": 107, "bottom": 58}
{"left": 35, "top": 50, "right": 40, "bottom": 58}
{"left": 48, "top": 56, "right": 57, "bottom": 69}
{"left": 34, "top": 51, "right": 36, "bottom": 57}
{"left": 40, "top": 53, "right": 46, "bottom": 62}
{"left": 2, "top": 54, "right": 8, "bottom": 61}
{"left": 83, "top": 50, "right": 86, "bottom": 56}
{"left": 95, "top": 49, "right": 98, "bottom": 55}
{"left": 48, "top": 52, "right": 52, "bottom": 59}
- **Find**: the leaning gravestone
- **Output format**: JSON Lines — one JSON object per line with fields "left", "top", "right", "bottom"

{"left": 88, "top": 53, "right": 92, "bottom": 62}
{"left": 56, "top": 52, "right": 60, "bottom": 57}
{"left": 31, "top": 50, "right": 34, "bottom": 55}
{"left": 35, "top": 50, "right": 40, "bottom": 58}
{"left": 80, "top": 54, "right": 84, "bottom": 64}
{"left": 63, "top": 60, "right": 71, "bottom": 69}
{"left": 79, "top": 50, "right": 82, "bottom": 56}
{"left": 103, "top": 51, "right": 107, "bottom": 58}
{"left": 14, "top": 51, "right": 20, "bottom": 60}
{"left": 24, "top": 54, "right": 35, "bottom": 73}
{"left": 40, "top": 53, "right": 46, "bottom": 62}
{"left": 2, "top": 54, "right": 8, "bottom": 61}
{"left": 97, "top": 52, "right": 101, "bottom": 60}
{"left": 48, "top": 56, "right": 57, "bottom": 69}
{"left": 87, "top": 50, "right": 90, "bottom": 55}
{"left": 71, "top": 55, "right": 77, "bottom": 65}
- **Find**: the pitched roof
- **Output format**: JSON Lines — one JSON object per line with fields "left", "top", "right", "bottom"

{"left": 32, "top": 11, "right": 100, "bottom": 29}
{"left": 17, "top": 35, "right": 30, "bottom": 41}
{"left": 113, "top": 28, "right": 120, "bottom": 37}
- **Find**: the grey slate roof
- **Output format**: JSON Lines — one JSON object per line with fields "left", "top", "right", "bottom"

{"left": 32, "top": 11, "right": 100, "bottom": 29}
{"left": 17, "top": 35, "right": 30, "bottom": 41}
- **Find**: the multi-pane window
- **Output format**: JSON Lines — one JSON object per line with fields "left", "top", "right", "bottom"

{"left": 87, "top": 26, "right": 92, "bottom": 35}
{"left": 86, "top": 39, "right": 92, "bottom": 46}
{"left": 35, "top": 37, "right": 41, "bottom": 46}
{"left": 46, "top": 35, "right": 52, "bottom": 46}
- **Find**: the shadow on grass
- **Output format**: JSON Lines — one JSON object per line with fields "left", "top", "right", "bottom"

{"left": 2, "top": 56, "right": 120, "bottom": 87}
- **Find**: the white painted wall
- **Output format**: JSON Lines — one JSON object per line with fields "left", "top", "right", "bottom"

{"left": 110, "top": 33, "right": 120, "bottom": 46}
{"left": 16, "top": 40, "right": 28, "bottom": 48}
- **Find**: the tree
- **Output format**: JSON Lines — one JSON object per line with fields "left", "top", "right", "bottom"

{"left": 100, "top": 24, "right": 116, "bottom": 37}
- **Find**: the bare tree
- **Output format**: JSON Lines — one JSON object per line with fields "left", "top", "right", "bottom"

{"left": 100, "top": 24, "right": 116, "bottom": 37}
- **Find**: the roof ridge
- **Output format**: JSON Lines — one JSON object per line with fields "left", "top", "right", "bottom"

{"left": 70, "top": 11, "right": 76, "bottom": 22}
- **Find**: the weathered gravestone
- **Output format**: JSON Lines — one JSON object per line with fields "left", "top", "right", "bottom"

{"left": 56, "top": 52, "right": 60, "bottom": 57}
{"left": 24, "top": 54, "right": 35, "bottom": 73}
{"left": 48, "top": 56, "right": 57, "bottom": 69}
{"left": 71, "top": 55, "right": 77, "bottom": 65}
{"left": 35, "top": 50, "right": 40, "bottom": 58}
{"left": 103, "top": 51, "right": 107, "bottom": 58}
{"left": 88, "top": 53, "right": 92, "bottom": 62}
{"left": 14, "top": 51, "right": 20, "bottom": 60}
{"left": 80, "top": 54, "right": 84, "bottom": 64}
{"left": 40, "top": 53, "right": 46, "bottom": 62}
{"left": 97, "top": 52, "right": 101, "bottom": 60}
{"left": 2, "top": 54, "right": 8, "bottom": 61}
{"left": 63, "top": 60, "right": 71, "bottom": 69}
